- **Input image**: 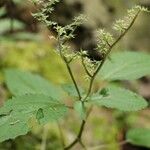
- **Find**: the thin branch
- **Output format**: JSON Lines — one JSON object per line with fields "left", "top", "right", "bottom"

{"left": 105, "top": 40, "right": 111, "bottom": 48}
{"left": 83, "top": 9, "right": 141, "bottom": 101}
{"left": 81, "top": 56, "right": 92, "bottom": 77}
{"left": 65, "top": 62, "right": 82, "bottom": 100}
{"left": 79, "top": 140, "right": 87, "bottom": 150}
{"left": 58, "top": 36, "right": 82, "bottom": 100}
{"left": 64, "top": 107, "right": 93, "bottom": 150}
{"left": 64, "top": 120, "right": 86, "bottom": 150}
{"left": 62, "top": 9, "right": 140, "bottom": 150}
{"left": 68, "top": 53, "right": 78, "bottom": 64}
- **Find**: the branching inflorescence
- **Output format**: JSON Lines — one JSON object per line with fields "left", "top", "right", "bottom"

{"left": 32, "top": 1, "right": 148, "bottom": 149}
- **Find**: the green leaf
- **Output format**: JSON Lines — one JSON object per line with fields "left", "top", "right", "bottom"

{"left": 126, "top": 128, "right": 150, "bottom": 148}
{"left": 99, "top": 51, "right": 150, "bottom": 81}
{"left": 0, "top": 111, "right": 31, "bottom": 143}
{"left": 89, "top": 86, "right": 148, "bottom": 111}
{"left": 5, "top": 69, "right": 62, "bottom": 99}
{"left": 61, "top": 83, "right": 84, "bottom": 97}
{"left": 74, "top": 101, "right": 86, "bottom": 120}
{"left": 0, "top": 94, "right": 67, "bottom": 142}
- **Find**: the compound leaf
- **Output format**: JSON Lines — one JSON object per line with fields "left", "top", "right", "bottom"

{"left": 89, "top": 86, "right": 148, "bottom": 111}
{"left": 99, "top": 51, "right": 150, "bottom": 81}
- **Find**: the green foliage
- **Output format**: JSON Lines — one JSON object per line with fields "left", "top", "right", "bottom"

{"left": 0, "top": 41, "right": 68, "bottom": 83}
{"left": 0, "top": 0, "right": 149, "bottom": 149}
{"left": 126, "top": 128, "right": 150, "bottom": 148}
{"left": 74, "top": 101, "right": 86, "bottom": 120}
{"left": 0, "top": 94, "right": 67, "bottom": 142}
{"left": 0, "top": 68, "right": 68, "bottom": 142}
{"left": 89, "top": 86, "right": 148, "bottom": 111}
{"left": 99, "top": 51, "right": 150, "bottom": 81}
{"left": 61, "top": 83, "right": 84, "bottom": 97}
{"left": 5, "top": 69, "right": 62, "bottom": 99}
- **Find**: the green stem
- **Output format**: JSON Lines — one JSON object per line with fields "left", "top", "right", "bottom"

{"left": 58, "top": 36, "right": 82, "bottom": 100}
{"left": 64, "top": 107, "right": 92, "bottom": 150}
{"left": 65, "top": 62, "right": 82, "bottom": 100}
{"left": 64, "top": 120, "right": 86, "bottom": 150}
{"left": 83, "top": 9, "right": 141, "bottom": 101}
{"left": 63, "top": 10, "right": 141, "bottom": 150}
{"left": 81, "top": 56, "right": 92, "bottom": 78}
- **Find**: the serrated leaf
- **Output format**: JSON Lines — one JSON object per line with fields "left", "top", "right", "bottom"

{"left": 0, "top": 94, "right": 67, "bottom": 142}
{"left": 61, "top": 83, "right": 84, "bottom": 97}
{"left": 126, "top": 128, "right": 150, "bottom": 148}
{"left": 74, "top": 101, "right": 86, "bottom": 120}
{"left": 99, "top": 51, "right": 150, "bottom": 81}
{"left": 89, "top": 86, "right": 148, "bottom": 111}
{"left": 5, "top": 69, "right": 62, "bottom": 99}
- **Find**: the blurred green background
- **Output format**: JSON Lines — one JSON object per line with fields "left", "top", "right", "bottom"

{"left": 0, "top": 0, "right": 150, "bottom": 150}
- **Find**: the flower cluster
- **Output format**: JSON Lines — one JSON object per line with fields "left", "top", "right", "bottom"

{"left": 54, "top": 14, "right": 87, "bottom": 40}
{"left": 32, "top": 0, "right": 59, "bottom": 27}
{"left": 32, "top": 0, "right": 86, "bottom": 41}
{"left": 96, "top": 29, "right": 114, "bottom": 52}
{"left": 113, "top": 5, "right": 149, "bottom": 33}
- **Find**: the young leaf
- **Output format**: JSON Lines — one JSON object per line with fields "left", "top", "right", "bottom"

{"left": 126, "top": 128, "right": 150, "bottom": 148}
{"left": 99, "top": 51, "right": 150, "bottom": 81}
{"left": 89, "top": 86, "right": 148, "bottom": 111}
{"left": 61, "top": 83, "right": 84, "bottom": 97}
{"left": 74, "top": 101, "right": 86, "bottom": 120}
{"left": 0, "top": 94, "right": 68, "bottom": 142}
{"left": 5, "top": 69, "right": 62, "bottom": 99}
